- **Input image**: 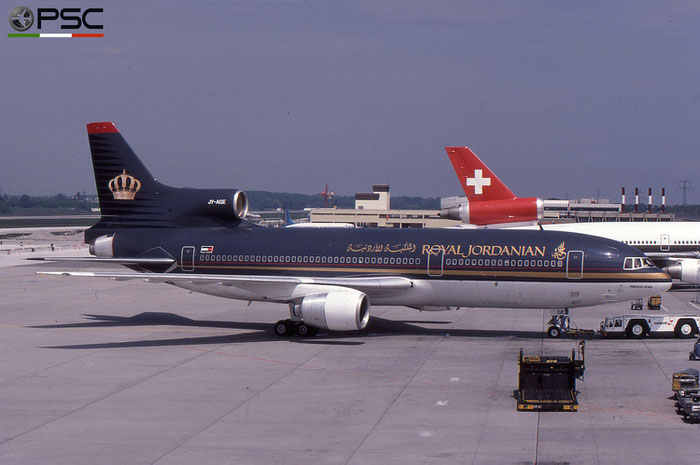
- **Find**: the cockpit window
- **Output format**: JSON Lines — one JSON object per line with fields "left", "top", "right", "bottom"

{"left": 624, "top": 257, "right": 654, "bottom": 270}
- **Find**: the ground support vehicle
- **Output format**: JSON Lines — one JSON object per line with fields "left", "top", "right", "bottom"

{"left": 677, "top": 390, "right": 700, "bottom": 423}
{"left": 546, "top": 310, "right": 596, "bottom": 338}
{"left": 600, "top": 314, "right": 700, "bottom": 338}
{"left": 690, "top": 339, "right": 700, "bottom": 361}
{"left": 673, "top": 369, "right": 699, "bottom": 393}
{"left": 647, "top": 295, "right": 661, "bottom": 310}
{"left": 516, "top": 343, "right": 585, "bottom": 412}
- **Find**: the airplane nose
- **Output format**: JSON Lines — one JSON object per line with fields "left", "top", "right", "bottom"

{"left": 648, "top": 269, "right": 673, "bottom": 293}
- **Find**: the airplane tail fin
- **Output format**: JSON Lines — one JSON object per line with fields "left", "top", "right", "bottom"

{"left": 85, "top": 122, "right": 248, "bottom": 242}
{"left": 445, "top": 147, "right": 516, "bottom": 201}
{"left": 87, "top": 122, "right": 164, "bottom": 220}
{"left": 284, "top": 208, "right": 294, "bottom": 226}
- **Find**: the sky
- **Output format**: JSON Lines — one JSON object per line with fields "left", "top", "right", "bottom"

{"left": 1, "top": 0, "right": 699, "bottom": 204}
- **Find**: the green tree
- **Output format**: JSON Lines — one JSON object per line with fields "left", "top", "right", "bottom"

{"left": 19, "top": 194, "right": 32, "bottom": 208}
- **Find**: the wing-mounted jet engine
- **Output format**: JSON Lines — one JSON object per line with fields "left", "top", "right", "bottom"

{"left": 665, "top": 259, "right": 700, "bottom": 285}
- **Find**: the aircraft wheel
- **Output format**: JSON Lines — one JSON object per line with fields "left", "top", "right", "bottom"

{"left": 296, "top": 323, "right": 316, "bottom": 337}
{"left": 547, "top": 326, "right": 562, "bottom": 338}
{"left": 273, "top": 319, "right": 294, "bottom": 337}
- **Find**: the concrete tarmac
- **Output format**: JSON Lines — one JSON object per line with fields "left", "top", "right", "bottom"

{"left": 1, "top": 258, "right": 700, "bottom": 464}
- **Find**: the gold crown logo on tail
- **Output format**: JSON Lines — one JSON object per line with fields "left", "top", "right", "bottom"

{"left": 108, "top": 170, "right": 141, "bottom": 200}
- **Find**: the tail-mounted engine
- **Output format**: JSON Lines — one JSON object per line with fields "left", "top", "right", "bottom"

{"left": 89, "top": 234, "right": 114, "bottom": 257}
{"left": 181, "top": 188, "right": 249, "bottom": 222}
{"left": 440, "top": 197, "right": 543, "bottom": 226}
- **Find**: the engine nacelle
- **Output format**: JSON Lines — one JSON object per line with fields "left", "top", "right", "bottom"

{"left": 665, "top": 259, "right": 700, "bottom": 285}
{"left": 178, "top": 188, "right": 249, "bottom": 221}
{"left": 295, "top": 290, "right": 370, "bottom": 331}
{"left": 440, "top": 197, "right": 543, "bottom": 225}
{"left": 89, "top": 234, "right": 114, "bottom": 257}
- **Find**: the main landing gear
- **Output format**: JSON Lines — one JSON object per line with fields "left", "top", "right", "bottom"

{"left": 273, "top": 319, "right": 319, "bottom": 338}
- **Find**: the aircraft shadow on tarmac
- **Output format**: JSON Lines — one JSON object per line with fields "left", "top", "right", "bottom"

{"left": 32, "top": 312, "right": 548, "bottom": 350}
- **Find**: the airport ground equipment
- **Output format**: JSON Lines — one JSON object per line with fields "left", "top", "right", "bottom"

{"left": 672, "top": 369, "right": 699, "bottom": 395}
{"left": 546, "top": 309, "right": 596, "bottom": 338}
{"left": 672, "top": 370, "right": 700, "bottom": 422}
{"left": 679, "top": 392, "right": 700, "bottom": 423}
{"left": 647, "top": 295, "right": 661, "bottom": 310}
{"left": 630, "top": 298, "right": 644, "bottom": 311}
{"left": 690, "top": 339, "right": 700, "bottom": 361}
{"left": 600, "top": 314, "right": 700, "bottom": 338}
{"left": 546, "top": 311, "right": 595, "bottom": 338}
{"left": 516, "top": 342, "right": 585, "bottom": 412}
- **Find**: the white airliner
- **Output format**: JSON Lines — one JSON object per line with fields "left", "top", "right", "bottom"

{"left": 445, "top": 146, "right": 700, "bottom": 285}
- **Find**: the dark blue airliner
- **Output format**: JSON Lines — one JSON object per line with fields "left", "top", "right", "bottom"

{"left": 42, "top": 123, "right": 671, "bottom": 337}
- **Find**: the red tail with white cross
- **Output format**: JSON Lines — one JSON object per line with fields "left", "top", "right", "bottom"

{"left": 445, "top": 147, "right": 517, "bottom": 201}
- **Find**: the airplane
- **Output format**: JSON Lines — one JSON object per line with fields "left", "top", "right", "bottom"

{"left": 441, "top": 147, "right": 544, "bottom": 226}
{"left": 37, "top": 123, "right": 671, "bottom": 337}
{"left": 443, "top": 146, "right": 700, "bottom": 285}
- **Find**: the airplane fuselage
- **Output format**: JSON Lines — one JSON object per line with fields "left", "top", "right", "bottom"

{"left": 541, "top": 222, "right": 699, "bottom": 255}
{"left": 103, "top": 224, "right": 670, "bottom": 309}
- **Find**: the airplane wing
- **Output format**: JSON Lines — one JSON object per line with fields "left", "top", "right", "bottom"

{"left": 38, "top": 271, "right": 413, "bottom": 302}
{"left": 29, "top": 257, "right": 175, "bottom": 265}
